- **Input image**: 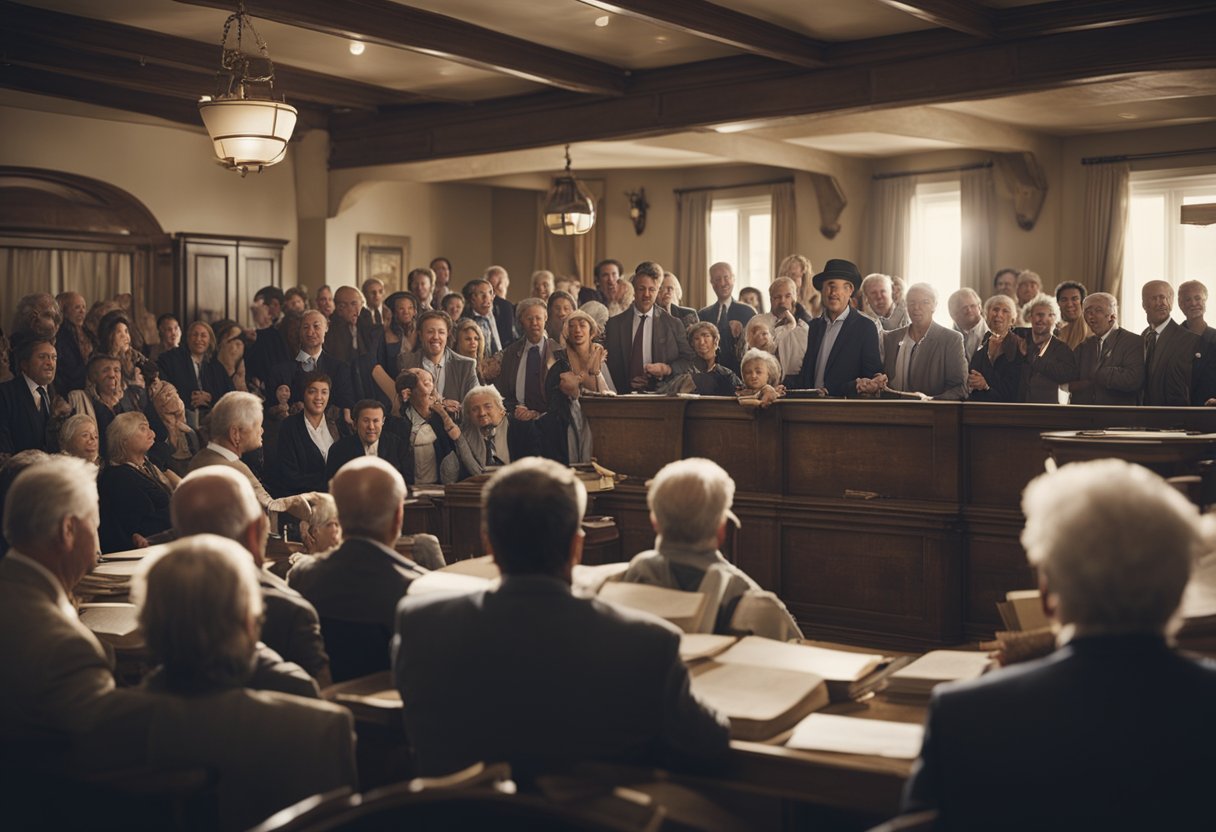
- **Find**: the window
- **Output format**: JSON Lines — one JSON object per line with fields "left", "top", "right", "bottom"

{"left": 908, "top": 180, "right": 961, "bottom": 326}
{"left": 709, "top": 195, "right": 771, "bottom": 298}
{"left": 1124, "top": 170, "right": 1216, "bottom": 333}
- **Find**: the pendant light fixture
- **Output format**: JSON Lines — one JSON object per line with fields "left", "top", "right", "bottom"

{"left": 543, "top": 145, "right": 596, "bottom": 236}
{"left": 198, "top": 1, "right": 297, "bottom": 176}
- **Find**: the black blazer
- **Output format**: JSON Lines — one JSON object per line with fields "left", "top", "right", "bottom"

{"left": 967, "top": 333, "right": 1025, "bottom": 403}
{"left": 156, "top": 346, "right": 231, "bottom": 407}
{"left": 97, "top": 463, "right": 173, "bottom": 553}
{"left": 323, "top": 431, "right": 412, "bottom": 486}
{"left": 1142, "top": 319, "right": 1200, "bottom": 407}
{"left": 1019, "top": 332, "right": 1079, "bottom": 403}
{"left": 604, "top": 306, "right": 696, "bottom": 392}
{"left": 54, "top": 324, "right": 91, "bottom": 396}
{"left": 245, "top": 325, "right": 291, "bottom": 390}
{"left": 268, "top": 352, "right": 355, "bottom": 412}
{"left": 272, "top": 411, "right": 342, "bottom": 495}
{"left": 260, "top": 570, "right": 330, "bottom": 682}
{"left": 493, "top": 295, "right": 517, "bottom": 348}
{"left": 698, "top": 300, "right": 756, "bottom": 373}
{"left": 796, "top": 310, "right": 883, "bottom": 397}
{"left": 0, "top": 375, "right": 52, "bottom": 456}
{"left": 1072, "top": 327, "right": 1144, "bottom": 406}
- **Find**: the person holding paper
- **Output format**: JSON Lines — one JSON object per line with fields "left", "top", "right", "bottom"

{"left": 901, "top": 459, "right": 1216, "bottom": 831}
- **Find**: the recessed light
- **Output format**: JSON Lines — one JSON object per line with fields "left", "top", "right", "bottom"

{"left": 349, "top": 41, "right": 365, "bottom": 56}
{"left": 655, "top": 35, "right": 668, "bottom": 44}
{"left": 594, "top": 15, "right": 610, "bottom": 28}
{"left": 1117, "top": 112, "right": 1137, "bottom": 120}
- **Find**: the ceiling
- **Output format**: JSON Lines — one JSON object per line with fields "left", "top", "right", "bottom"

{"left": 3, "top": 0, "right": 1215, "bottom": 182}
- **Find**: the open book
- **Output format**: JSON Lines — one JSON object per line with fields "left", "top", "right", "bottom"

{"left": 884, "top": 650, "right": 993, "bottom": 704}
{"left": 78, "top": 602, "right": 143, "bottom": 650}
{"left": 711, "top": 636, "right": 885, "bottom": 702}
{"left": 691, "top": 659, "right": 829, "bottom": 742}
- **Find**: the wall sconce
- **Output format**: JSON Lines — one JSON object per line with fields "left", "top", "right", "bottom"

{"left": 625, "top": 188, "right": 648, "bottom": 236}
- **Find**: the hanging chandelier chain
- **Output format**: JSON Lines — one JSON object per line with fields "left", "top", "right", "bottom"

{"left": 564, "top": 144, "right": 573, "bottom": 173}
{"left": 217, "top": 0, "right": 276, "bottom": 93}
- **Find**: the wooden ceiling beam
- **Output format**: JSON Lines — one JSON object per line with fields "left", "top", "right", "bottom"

{"left": 0, "top": 64, "right": 207, "bottom": 128}
{"left": 997, "top": 0, "right": 1216, "bottom": 38}
{"left": 577, "top": 0, "right": 827, "bottom": 68}
{"left": 327, "top": 13, "right": 1216, "bottom": 168}
{"left": 873, "top": 1, "right": 995, "bottom": 39}
{"left": 174, "top": 0, "right": 629, "bottom": 97}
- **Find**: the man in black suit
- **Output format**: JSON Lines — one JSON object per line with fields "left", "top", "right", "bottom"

{"left": 245, "top": 286, "right": 291, "bottom": 392}
{"left": 698, "top": 261, "right": 755, "bottom": 374}
{"left": 1069, "top": 292, "right": 1144, "bottom": 406}
{"left": 461, "top": 278, "right": 510, "bottom": 355}
{"left": 392, "top": 457, "right": 730, "bottom": 779}
{"left": 578, "top": 258, "right": 625, "bottom": 307}
{"left": 1140, "top": 280, "right": 1200, "bottom": 407}
{"left": 290, "top": 456, "right": 426, "bottom": 682}
{"left": 604, "top": 263, "right": 695, "bottom": 391}
{"left": 323, "top": 286, "right": 385, "bottom": 406}
{"left": 0, "top": 334, "right": 59, "bottom": 457}
{"left": 795, "top": 259, "right": 885, "bottom": 396}
{"left": 902, "top": 459, "right": 1216, "bottom": 831}
{"left": 324, "top": 399, "right": 411, "bottom": 485}
{"left": 495, "top": 298, "right": 561, "bottom": 416}
{"left": 268, "top": 310, "right": 354, "bottom": 417}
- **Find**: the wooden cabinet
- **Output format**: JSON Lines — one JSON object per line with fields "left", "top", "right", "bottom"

{"left": 173, "top": 234, "right": 287, "bottom": 327}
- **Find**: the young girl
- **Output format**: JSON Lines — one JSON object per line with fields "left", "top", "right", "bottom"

{"left": 737, "top": 348, "right": 784, "bottom": 408}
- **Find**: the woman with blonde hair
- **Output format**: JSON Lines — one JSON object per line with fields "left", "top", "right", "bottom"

{"left": 97, "top": 411, "right": 177, "bottom": 551}
{"left": 58, "top": 413, "right": 101, "bottom": 467}
{"left": 779, "top": 254, "right": 820, "bottom": 319}
{"left": 559, "top": 310, "right": 610, "bottom": 394}
{"left": 453, "top": 317, "right": 496, "bottom": 384}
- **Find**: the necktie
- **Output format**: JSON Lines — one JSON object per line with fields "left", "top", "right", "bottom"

{"left": 483, "top": 428, "right": 502, "bottom": 466}
{"left": 629, "top": 314, "right": 648, "bottom": 382}
{"left": 524, "top": 344, "right": 544, "bottom": 412}
{"left": 716, "top": 303, "right": 726, "bottom": 327}
{"left": 1144, "top": 328, "right": 1158, "bottom": 369}
{"left": 36, "top": 386, "right": 49, "bottom": 420}
{"left": 373, "top": 307, "right": 382, "bottom": 326}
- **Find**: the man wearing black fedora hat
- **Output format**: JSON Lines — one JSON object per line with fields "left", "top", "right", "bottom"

{"left": 795, "top": 259, "right": 885, "bottom": 397}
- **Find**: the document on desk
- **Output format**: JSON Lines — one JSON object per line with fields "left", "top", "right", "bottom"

{"left": 597, "top": 582, "right": 709, "bottom": 633}
{"left": 691, "top": 661, "right": 828, "bottom": 741}
{"left": 713, "top": 636, "right": 884, "bottom": 701}
{"left": 786, "top": 713, "right": 924, "bottom": 759}
{"left": 407, "top": 570, "right": 493, "bottom": 597}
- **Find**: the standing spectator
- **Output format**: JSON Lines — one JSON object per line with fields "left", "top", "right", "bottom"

{"left": 607, "top": 263, "right": 695, "bottom": 391}
{"left": 698, "top": 261, "right": 756, "bottom": 374}
{"left": 948, "top": 288, "right": 989, "bottom": 358}
{"left": 1018, "top": 294, "right": 1078, "bottom": 403}
{"left": 1140, "top": 280, "right": 1200, "bottom": 407}
{"left": 313, "top": 285, "right": 335, "bottom": 319}
{"left": 1069, "top": 292, "right": 1144, "bottom": 406}
{"left": 967, "top": 295, "right": 1025, "bottom": 402}
{"left": 429, "top": 257, "right": 453, "bottom": 308}
{"left": 54, "top": 291, "right": 94, "bottom": 395}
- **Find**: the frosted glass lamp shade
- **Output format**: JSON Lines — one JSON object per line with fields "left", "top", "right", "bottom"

{"left": 543, "top": 175, "right": 596, "bottom": 236}
{"left": 199, "top": 97, "right": 297, "bottom": 174}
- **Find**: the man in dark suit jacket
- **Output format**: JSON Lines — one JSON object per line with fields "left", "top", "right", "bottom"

{"left": 461, "top": 278, "right": 513, "bottom": 355}
{"left": 494, "top": 298, "right": 561, "bottom": 415}
{"left": 324, "top": 399, "right": 411, "bottom": 485}
{"left": 392, "top": 457, "right": 730, "bottom": 779}
{"left": 698, "top": 261, "right": 755, "bottom": 373}
{"left": 290, "top": 456, "right": 426, "bottom": 682}
{"left": 604, "top": 265, "right": 695, "bottom": 392}
{"left": 268, "top": 310, "right": 354, "bottom": 414}
{"left": 397, "top": 310, "right": 478, "bottom": 419}
{"left": 795, "top": 259, "right": 884, "bottom": 397}
{"left": 902, "top": 459, "right": 1216, "bottom": 831}
{"left": 0, "top": 334, "right": 59, "bottom": 457}
{"left": 1069, "top": 292, "right": 1144, "bottom": 406}
{"left": 323, "top": 286, "right": 386, "bottom": 407}
{"left": 1140, "top": 280, "right": 1199, "bottom": 407}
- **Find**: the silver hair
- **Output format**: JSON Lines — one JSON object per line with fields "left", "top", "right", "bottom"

{"left": 3, "top": 456, "right": 99, "bottom": 550}
{"left": 1016, "top": 269, "right": 1042, "bottom": 287}
{"left": 310, "top": 492, "right": 339, "bottom": 527}
{"left": 860, "top": 273, "right": 893, "bottom": 295}
{"left": 1022, "top": 292, "right": 1060, "bottom": 321}
{"left": 769, "top": 276, "right": 797, "bottom": 296}
{"left": 906, "top": 282, "right": 937, "bottom": 306}
{"left": 132, "top": 534, "right": 263, "bottom": 692}
{"left": 1178, "top": 279, "right": 1207, "bottom": 301}
{"left": 984, "top": 294, "right": 1017, "bottom": 317}
{"left": 105, "top": 411, "right": 149, "bottom": 464}
{"left": 648, "top": 458, "right": 736, "bottom": 549}
{"left": 484, "top": 265, "right": 507, "bottom": 280}
{"left": 172, "top": 466, "right": 261, "bottom": 541}
{"left": 1084, "top": 291, "right": 1119, "bottom": 316}
{"left": 330, "top": 456, "right": 406, "bottom": 539}
{"left": 740, "top": 347, "right": 782, "bottom": 385}
{"left": 59, "top": 413, "right": 99, "bottom": 457}
{"left": 462, "top": 384, "right": 505, "bottom": 425}
{"left": 515, "top": 297, "right": 547, "bottom": 318}
{"left": 210, "top": 391, "right": 263, "bottom": 440}
{"left": 948, "top": 288, "right": 981, "bottom": 311}
{"left": 1021, "top": 460, "right": 1200, "bottom": 635}
{"left": 662, "top": 273, "right": 684, "bottom": 301}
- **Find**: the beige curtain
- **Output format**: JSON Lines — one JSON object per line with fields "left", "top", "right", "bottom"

{"left": 1081, "top": 162, "right": 1130, "bottom": 297}
{"left": 674, "top": 190, "right": 711, "bottom": 310}
{"left": 1, "top": 247, "right": 132, "bottom": 332}
{"left": 60, "top": 250, "right": 133, "bottom": 306}
{"left": 1, "top": 248, "right": 52, "bottom": 330}
{"left": 771, "top": 181, "right": 797, "bottom": 268}
{"left": 865, "top": 177, "right": 914, "bottom": 278}
{"left": 960, "top": 167, "right": 996, "bottom": 296}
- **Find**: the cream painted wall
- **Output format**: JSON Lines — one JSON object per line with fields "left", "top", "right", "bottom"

{"left": 489, "top": 188, "right": 539, "bottom": 299}
{"left": 0, "top": 104, "right": 300, "bottom": 284}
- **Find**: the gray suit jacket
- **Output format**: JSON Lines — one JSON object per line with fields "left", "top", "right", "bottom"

{"left": 392, "top": 574, "right": 730, "bottom": 778}
{"left": 605, "top": 306, "right": 695, "bottom": 392}
{"left": 881, "top": 323, "right": 969, "bottom": 400}
{"left": 1142, "top": 319, "right": 1199, "bottom": 406}
{"left": 398, "top": 347, "right": 478, "bottom": 410}
{"left": 188, "top": 447, "right": 273, "bottom": 510}
{"left": 1072, "top": 327, "right": 1144, "bottom": 406}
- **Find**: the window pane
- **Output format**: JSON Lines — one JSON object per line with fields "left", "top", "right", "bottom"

{"left": 1124, "top": 193, "right": 1166, "bottom": 333}
{"left": 710, "top": 208, "right": 738, "bottom": 298}
{"left": 909, "top": 184, "right": 961, "bottom": 326}
{"left": 746, "top": 212, "right": 771, "bottom": 291}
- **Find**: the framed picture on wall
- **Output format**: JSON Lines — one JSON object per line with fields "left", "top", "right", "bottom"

{"left": 357, "top": 233, "right": 409, "bottom": 292}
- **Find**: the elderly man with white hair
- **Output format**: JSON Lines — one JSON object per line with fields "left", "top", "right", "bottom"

{"left": 1068, "top": 292, "right": 1144, "bottom": 406}
{"left": 861, "top": 273, "right": 910, "bottom": 331}
{"left": 622, "top": 458, "right": 802, "bottom": 640}
{"left": 879, "top": 283, "right": 969, "bottom": 400}
{"left": 749, "top": 276, "right": 810, "bottom": 381}
{"left": 902, "top": 459, "right": 1216, "bottom": 830}
{"left": 454, "top": 385, "right": 541, "bottom": 478}
{"left": 173, "top": 466, "right": 331, "bottom": 687}
{"left": 947, "top": 288, "right": 988, "bottom": 359}
{"left": 1019, "top": 293, "right": 1079, "bottom": 403}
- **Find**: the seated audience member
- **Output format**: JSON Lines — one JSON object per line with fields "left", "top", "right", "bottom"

{"left": 0, "top": 334, "right": 64, "bottom": 456}
{"left": 98, "top": 412, "right": 175, "bottom": 552}
{"left": 496, "top": 298, "right": 561, "bottom": 417}
{"left": 148, "top": 379, "right": 200, "bottom": 476}
{"left": 607, "top": 263, "right": 696, "bottom": 391}
{"left": 0, "top": 451, "right": 50, "bottom": 556}
{"left": 0, "top": 457, "right": 118, "bottom": 740}
{"left": 1014, "top": 269, "right": 1043, "bottom": 317}
{"left": 282, "top": 287, "right": 308, "bottom": 315}
{"left": 381, "top": 290, "right": 420, "bottom": 374}
{"left": 1054, "top": 281, "right": 1090, "bottom": 350}
{"left": 545, "top": 289, "right": 577, "bottom": 342}
{"left": 289, "top": 457, "right": 426, "bottom": 681}
{"left": 430, "top": 257, "right": 453, "bottom": 307}
{"left": 657, "top": 272, "right": 699, "bottom": 329}
{"left": 273, "top": 371, "right": 341, "bottom": 495}
{"left": 559, "top": 310, "right": 610, "bottom": 394}
{"left": 1069, "top": 293, "right": 1144, "bottom": 406}
{"left": 751, "top": 277, "right": 809, "bottom": 381}
{"left": 890, "top": 276, "right": 908, "bottom": 324}
{"left": 97, "top": 311, "right": 146, "bottom": 389}
{"left": 880, "top": 283, "right": 969, "bottom": 400}
{"left": 54, "top": 291, "right": 94, "bottom": 396}
{"left": 190, "top": 391, "right": 314, "bottom": 521}
{"left": 172, "top": 467, "right": 330, "bottom": 688}
{"left": 675, "top": 321, "right": 741, "bottom": 396}
{"left": 393, "top": 458, "right": 731, "bottom": 779}
{"left": 58, "top": 413, "right": 100, "bottom": 468}
{"left": 70, "top": 352, "right": 162, "bottom": 459}
{"left": 407, "top": 269, "right": 435, "bottom": 312}
{"left": 902, "top": 459, "right": 1216, "bottom": 831}
{"left": 453, "top": 317, "right": 491, "bottom": 384}
{"left": 300, "top": 493, "right": 341, "bottom": 554}
{"left": 268, "top": 309, "right": 354, "bottom": 417}
{"left": 440, "top": 291, "right": 464, "bottom": 322}
{"left": 0, "top": 329, "right": 12, "bottom": 384}
{"left": 795, "top": 259, "right": 885, "bottom": 397}
{"left": 10, "top": 292, "right": 62, "bottom": 342}
{"left": 530, "top": 269, "right": 555, "bottom": 302}
{"left": 698, "top": 261, "right": 755, "bottom": 374}
{"left": 387, "top": 369, "right": 461, "bottom": 486}
{"left": 992, "top": 267, "right": 1018, "bottom": 300}
{"left": 948, "top": 288, "right": 988, "bottom": 358}
{"left": 967, "top": 295, "right": 1025, "bottom": 402}
{"left": 1140, "top": 279, "right": 1203, "bottom": 407}
{"left": 211, "top": 319, "right": 250, "bottom": 394}
{"left": 400, "top": 310, "right": 478, "bottom": 419}
{"left": 454, "top": 385, "right": 540, "bottom": 478}
{"left": 325, "top": 399, "right": 411, "bottom": 485}
{"left": 861, "top": 273, "right": 910, "bottom": 331}
{"left": 738, "top": 348, "right": 784, "bottom": 407}
{"left": 313, "top": 285, "right": 334, "bottom": 319}
{"left": 1019, "top": 294, "right": 1079, "bottom": 403}
{"left": 738, "top": 286, "right": 765, "bottom": 315}
{"left": 157, "top": 321, "right": 228, "bottom": 421}
{"left": 133, "top": 536, "right": 356, "bottom": 832}
{"left": 624, "top": 458, "right": 802, "bottom": 639}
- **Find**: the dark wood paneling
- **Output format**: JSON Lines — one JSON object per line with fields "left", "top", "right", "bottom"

{"left": 682, "top": 399, "right": 779, "bottom": 494}
{"left": 583, "top": 397, "right": 687, "bottom": 479}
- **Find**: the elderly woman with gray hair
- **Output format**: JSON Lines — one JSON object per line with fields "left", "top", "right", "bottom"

{"left": 967, "top": 294, "right": 1026, "bottom": 402}
{"left": 58, "top": 413, "right": 101, "bottom": 468}
{"left": 1018, "top": 292, "right": 1079, "bottom": 403}
{"left": 97, "top": 411, "right": 176, "bottom": 552}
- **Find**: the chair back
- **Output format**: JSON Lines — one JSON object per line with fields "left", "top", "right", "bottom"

{"left": 319, "top": 617, "right": 392, "bottom": 683}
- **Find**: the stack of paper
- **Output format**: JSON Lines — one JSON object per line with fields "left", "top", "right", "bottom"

{"left": 679, "top": 633, "right": 737, "bottom": 663}
{"left": 712, "top": 636, "right": 885, "bottom": 702}
{"left": 78, "top": 602, "right": 143, "bottom": 650}
{"left": 406, "top": 570, "right": 493, "bottom": 598}
{"left": 884, "top": 650, "right": 992, "bottom": 704}
{"left": 597, "top": 581, "right": 709, "bottom": 633}
{"left": 996, "top": 589, "right": 1051, "bottom": 632}
{"left": 786, "top": 713, "right": 924, "bottom": 759}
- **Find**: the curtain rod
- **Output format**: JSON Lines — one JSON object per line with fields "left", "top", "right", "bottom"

{"left": 673, "top": 176, "right": 793, "bottom": 195}
{"left": 872, "top": 161, "right": 991, "bottom": 181}
{"left": 1081, "top": 147, "right": 1216, "bottom": 165}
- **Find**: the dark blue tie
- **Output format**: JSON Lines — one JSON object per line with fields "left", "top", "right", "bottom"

{"left": 524, "top": 344, "right": 544, "bottom": 412}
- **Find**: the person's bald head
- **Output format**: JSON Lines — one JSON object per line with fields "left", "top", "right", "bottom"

{"left": 330, "top": 457, "right": 406, "bottom": 546}
{"left": 172, "top": 467, "right": 267, "bottom": 564}
{"left": 333, "top": 286, "right": 363, "bottom": 326}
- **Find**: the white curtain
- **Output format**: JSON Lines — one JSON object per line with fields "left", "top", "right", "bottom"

{"left": 1081, "top": 162, "right": 1130, "bottom": 297}
{"left": 960, "top": 167, "right": 996, "bottom": 296}
{"left": 60, "top": 250, "right": 132, "bottom": 306}
{"left": 674, "top": 190, "right": 711, "bottom": 310}
{"left": 771, "top": 181, "right": 797, "bottom": 268}
{"left": 0, "top": 247, "right": 131, "bottom": 332}
{"left": 866, "top": 177, "right": 914, "bottom": 278}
